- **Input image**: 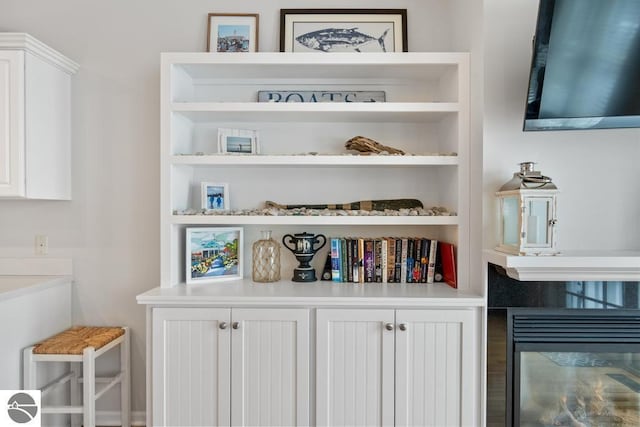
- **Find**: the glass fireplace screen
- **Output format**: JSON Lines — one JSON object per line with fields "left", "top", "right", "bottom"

{"left": 518, "top": 349, "right": 640, "bottom": 426}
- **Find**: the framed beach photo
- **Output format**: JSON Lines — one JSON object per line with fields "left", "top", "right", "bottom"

{"left": 218, "top": 128, "right": 259, "bottom": 154}
{"left": 280, "top": 9, "right": 407, "bottom": 53}
{"left": 201, "top": 182, "right": 229, "bottom": 210}
{"left": 186, "top": 227, "right": 243, "bottom": 284}
{"left": 207, "top": 13, "right": 259, "bottom": 52}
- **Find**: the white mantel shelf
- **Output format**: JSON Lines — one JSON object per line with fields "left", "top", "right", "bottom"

{"left": 484, "top": 249, "right": 640, "bottom": 281}
{"left": 137, "top": 281, "right": 484, "bottom": 307}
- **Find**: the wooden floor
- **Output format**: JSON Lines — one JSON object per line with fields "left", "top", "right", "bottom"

{"left": 487, "top": 311, "right": 507, "bottom": 427}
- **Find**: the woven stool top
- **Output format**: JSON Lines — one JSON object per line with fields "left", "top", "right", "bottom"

{"left": 33, "top": 326, "right": 124, "bottom": 355}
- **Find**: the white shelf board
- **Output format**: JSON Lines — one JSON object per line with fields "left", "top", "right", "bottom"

{"left": 137, "top": 281, "right": 483, "bottom": 307}
{"left": 484, "top": 249, "right": 640, "bottom": 281}
{"left": 171, "top": 154, "right": 459, "bottom": 167}
{"left": 171, "top": 215, "right": 459, "bottom": 226}
{"left": 167, "top": 52, "right": 467, "bottom": 81}
{"left": 171, "top": 102, "right": 459, "bottom": 123}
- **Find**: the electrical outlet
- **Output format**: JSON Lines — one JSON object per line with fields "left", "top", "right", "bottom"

{"left": 35, "top": 235, "right": 48, "bottom": 255}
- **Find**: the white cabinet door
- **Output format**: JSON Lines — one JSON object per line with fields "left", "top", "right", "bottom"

{"left": 0, "top": 50, "right": 24, "bottom": 197}
{"left": 316, "top": 308, "right": 395, "bottom": 427}
{"left": 231, "top": 308, "right": 310, "bottom": 427}
{"left": 153, "top": 307, "right": 231, "bottom": 427}
{"left": 395, "top": 309, "right": 478, "bottom": 427}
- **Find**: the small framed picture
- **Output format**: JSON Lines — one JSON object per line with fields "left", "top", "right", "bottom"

{"left": 201, "top": 182, "right": 229, "bottom": 210}
{"left": 218, "top": 128, "right": 259, "bottom": 154}
{"left": 207, "top": 13, "right": 259, "bottom": 52}
{"left": 186, "top": 227, "right": 243, "bottom": 284}
{"left": 280, "top": 9, "right": 407, "bottom": 53}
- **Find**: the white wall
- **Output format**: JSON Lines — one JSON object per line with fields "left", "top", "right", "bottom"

{"left": 484, "top": 0, "right": 640, "bottom": 251}
{"left": 0, "top": 0, "right": 483, "bottom": 416}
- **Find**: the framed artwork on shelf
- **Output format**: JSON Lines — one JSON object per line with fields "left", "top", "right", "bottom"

{"left": 280, "top": 9, "right": 407, "bottom": 53}
{"left": 186, "top": 227, "right": 243, "bottom": 284}
{"left": 218, "top": 128, "right": 259, "bottom": 154}
{"left": 201, "top": 182, "right": 229, "bottom": 210}
{"left": 207, "top": 13, "right": 259, "bottom": 52}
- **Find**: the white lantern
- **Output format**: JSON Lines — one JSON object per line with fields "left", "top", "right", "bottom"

{"left": 496, "top": 162, "right": 559, "bottom": 256}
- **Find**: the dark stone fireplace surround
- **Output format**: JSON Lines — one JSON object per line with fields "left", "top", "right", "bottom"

{"left": 487, "top": 263, "right": 640, "bottom": 426}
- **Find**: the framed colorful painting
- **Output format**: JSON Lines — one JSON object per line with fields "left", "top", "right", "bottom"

{"left": 186, "top": 227, "right": 243, "bottom": 284}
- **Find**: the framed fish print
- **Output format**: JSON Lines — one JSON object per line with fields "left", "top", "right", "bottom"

{"left": 280, "top": 9, "right": 407, "bottom": 53}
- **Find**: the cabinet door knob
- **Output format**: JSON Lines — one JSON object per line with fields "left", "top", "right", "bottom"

{"left": 399, "top": 323, "right": 408, "bottom": 331}
{"left": 232, "top": 322, "right": 240, "bottom": 330}
{"left": 385, "top": 322, "right": 395, "bottom": 331}
{"left": 219, "top": 322, "right": 228, "bottom": 330}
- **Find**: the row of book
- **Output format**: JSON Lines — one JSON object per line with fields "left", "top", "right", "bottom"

{"left": 324, "top": 237, "right": 457, "bottom": 288}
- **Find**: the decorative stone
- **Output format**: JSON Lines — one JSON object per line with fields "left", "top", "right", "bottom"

{"left": 173, "top": 205, "right": 457, "bottom": 217}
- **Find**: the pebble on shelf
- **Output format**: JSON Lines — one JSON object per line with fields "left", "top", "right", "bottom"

{"left": 173, "top": 206, "right": 457, "bottom": 217}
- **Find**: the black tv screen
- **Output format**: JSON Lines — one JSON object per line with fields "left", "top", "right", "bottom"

{"left": 524, "top": 0, "right": 640, "bottom": 131}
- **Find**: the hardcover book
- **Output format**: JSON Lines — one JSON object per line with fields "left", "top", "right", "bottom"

{"left": 351, "top": 238, "right": 359, "bottom": 283}
{"left": 364, "top": 239, "right": 375, "bottom": 282}
{"left": 426, "top": 239, "right": 438, "bottom": 284}
{"left": 406, "top": 238, "right": 415, "bottom": 283}
{"left": 400, "top": 238, "right": 408, "bottom": 284}
{"left": 374, "top": 239, "right": 383, "bottom": 283}
{"left": 357, "top": 238, "right": 365, "bottom": 283}
{"left": 340, "top": 238, "right": 348, "bottom": 282}
{"left": 346, "top": 238, "right": 354, "bottom": 283}
{"left": 413, "top": 238, "right": 423, "bottom": 283}
{"left": 387, "top": 238, "right": 396, "bottom": 283}
{"left": 381, "top": 238, "right": 388, "bottom": 283}
{"left": 439, "top": 241, "right": 458, "bottom": 288}
{"left": 394, "top": 238, "right": 402, "bottom": 283}
{"left": 330, "top": 238, "right": 341, "bottom": 282}
{"left": 420, "top": 238, "right": 430, "bottom": 283}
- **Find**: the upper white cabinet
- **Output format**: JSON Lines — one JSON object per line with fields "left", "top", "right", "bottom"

{"left": 161, "top": 52, "right": 470, "bottom": 290}
{"left": 0, "top": 33, "right": 79, "bottom": 199}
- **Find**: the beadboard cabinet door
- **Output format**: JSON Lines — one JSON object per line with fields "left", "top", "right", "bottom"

{"left": 231, "top": 308, "right": 310, "bottom": 427}
{"left": 152, "top": 308, "right": 231, "bottom": 427}
{"left": 316, "top": 309, "right": 396, "bottom": 427}
{"left": 395, "top": 309, "right": 477, "bottom": 427}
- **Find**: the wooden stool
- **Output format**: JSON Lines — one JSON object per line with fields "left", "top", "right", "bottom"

{"left": 23, "top": 326, "right": 130, "bottom": 427}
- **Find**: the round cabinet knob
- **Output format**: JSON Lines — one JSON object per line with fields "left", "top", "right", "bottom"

{"left": 232, "top": 322, "right": 240, "bottom": 330}
{"left": 219, "top": 322, "right": 228, "bottom": 330}
{"left": 399, "top": 323, "right": 408, "bottom": 331}
{"left": 385, "top": 322, "right": 395, "bottom": 331}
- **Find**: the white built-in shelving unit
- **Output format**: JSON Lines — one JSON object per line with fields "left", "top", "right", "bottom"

{"left": 142, "top": 52, "right": 482, "bottom": 427}
{"left": 160, "top": 52, "right": 476, "bottom": 297}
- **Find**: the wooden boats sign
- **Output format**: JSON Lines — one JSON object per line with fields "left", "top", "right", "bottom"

{"left": 258, "top": 90, "right": 385, "bottom": 103}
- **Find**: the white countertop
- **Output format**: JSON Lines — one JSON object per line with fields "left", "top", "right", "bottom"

{"left": 0, "top": 275, "right": 72, "bottom": 302}
{"left": 137, "top": 280, "right": 484, "bottom": 307}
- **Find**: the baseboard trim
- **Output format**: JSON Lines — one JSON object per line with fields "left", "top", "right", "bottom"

{"left": 96, "top": 410, "right": 146, "bottom": 426}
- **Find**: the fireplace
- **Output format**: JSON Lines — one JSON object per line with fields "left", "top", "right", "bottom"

{"left": 487, "top": 264, "right": 640, "bottom": 427}
{"left": 508, "top": 309, "right": 640, "bottom": 426}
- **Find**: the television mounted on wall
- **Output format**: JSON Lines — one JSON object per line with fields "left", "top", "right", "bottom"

{"left": 524, "top": 0, "right": 640, "bottom": 131}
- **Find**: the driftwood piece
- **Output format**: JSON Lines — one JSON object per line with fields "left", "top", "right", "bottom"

{"left": 265, "top": 199, "right": 423, "bottom": 211}
{"left": 345, "top": 136, "right": 405, "bottom": 155}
